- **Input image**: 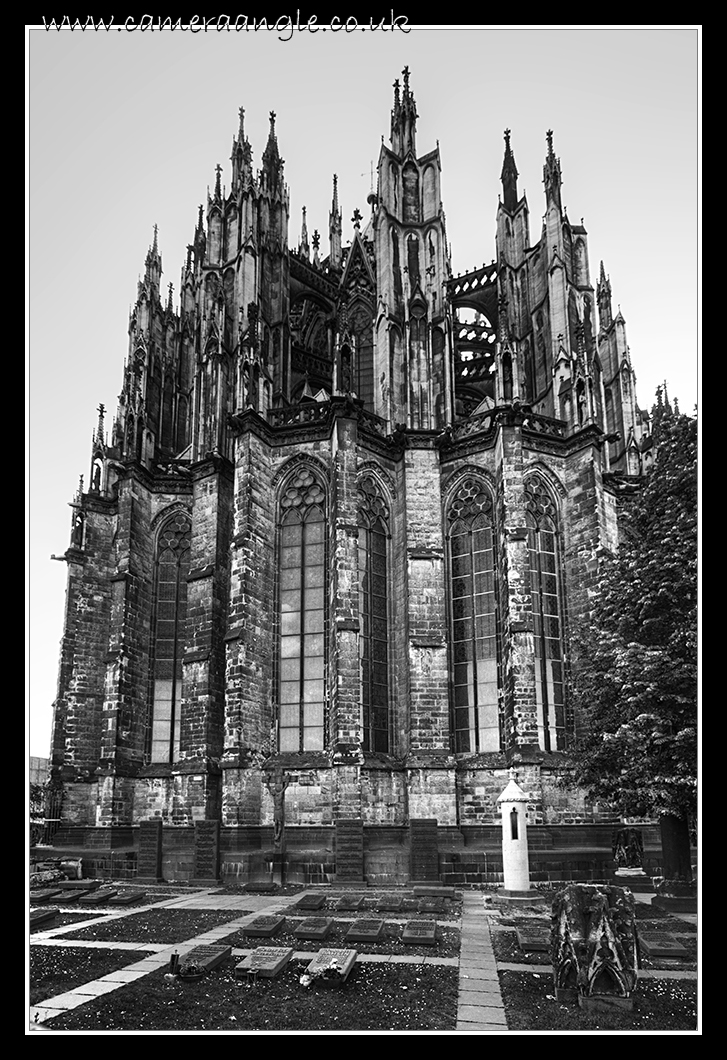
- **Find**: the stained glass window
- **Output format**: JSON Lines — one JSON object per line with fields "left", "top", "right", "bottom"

{"left": 447, "top": 478, "right": 501, "bottom": 753}
{"left": 278, "top": 467, "right": 327, "bottom": 752}
{"left": 358, "top": 476, "right": 390, "bottom": 753}
{"left": 150, "top": 512, "right": 191, "bottom": 762}
{"left": 526, "top": 478, "right": 566, "bottom": 751}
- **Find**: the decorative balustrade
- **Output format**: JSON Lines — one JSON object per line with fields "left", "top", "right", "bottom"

{"left": 357, "top": 406, "right": 388, "bottom": 438}
{"left": 521, "top": 411, "right": 567, "bottom": 438}
{"left": 268, "top": 401, "right": 331, "bottom": 428}
{"left": 449, "top": 410, "right": 495, "bottom": 443}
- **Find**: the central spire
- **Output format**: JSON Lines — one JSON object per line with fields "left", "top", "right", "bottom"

{"left": 501, "top": 128, "right": 519, "bottom": 212}
{"left": 390, "top": 67, "right": 417, "bottom": 157}
{"left": 543, "top": 129, "right": 563, "bottom": 211}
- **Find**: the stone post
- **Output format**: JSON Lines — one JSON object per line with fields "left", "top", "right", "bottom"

{"left": 496, "top": 774, "right": 541, "bottom": 901}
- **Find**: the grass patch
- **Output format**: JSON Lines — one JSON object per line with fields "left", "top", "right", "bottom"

{"left": 499, "top": 970, "right": 697, "bottom": 1031}
{"left": 60, "top": 908, "right": 250, "bottom": 945}
{"left": 30, "top": 946, "right": 150, "bottom": 1006}
{"left": 43, "top": 962, "right": 459, "bottom": 1031}
{"left": 490, "top": 927, "right": 549, "bottom": 965}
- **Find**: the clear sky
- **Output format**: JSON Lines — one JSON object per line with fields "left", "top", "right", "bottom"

{"left": 27, "top": 24, "right": 700, "bottom": 760}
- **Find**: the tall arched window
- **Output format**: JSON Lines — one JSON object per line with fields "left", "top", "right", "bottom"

{"left": 526, "top": 478, "right": 566, "bottom": 751}
{"left": 447, "top": 477, "right": 501, "bottom": 753}
{"left": 358, "top": 475, "right": 390, "bottom": 753}
{"left": 150, "top": 511, "right": 191, "bottom": 762}
{"left": 277, "top": 466, "right": 327, "bottom": 752}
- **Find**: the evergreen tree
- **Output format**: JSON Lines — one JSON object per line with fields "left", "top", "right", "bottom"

{"left": 569, "top": 393, "right": 698, "bottom": 880}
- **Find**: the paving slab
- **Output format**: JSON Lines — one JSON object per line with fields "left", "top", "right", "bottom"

{"left": 459, "top": 978, "right": 504, "bottom": 995}
{"left": 458, "top": 1004, "right": 507, "bottom": 1023}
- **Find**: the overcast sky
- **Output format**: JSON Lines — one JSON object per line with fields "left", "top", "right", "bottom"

{"left": 27, "top": 25, "right": 700, "bottom": 760}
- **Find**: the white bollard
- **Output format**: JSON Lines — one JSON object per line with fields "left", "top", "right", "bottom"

{"left": 497, "top": 776, "right": 532, "bottom": 893}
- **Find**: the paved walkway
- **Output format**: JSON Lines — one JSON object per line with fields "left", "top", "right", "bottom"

{"left": 455, "top": 892, "right": 507, "bottom": 1032}
{"left": 29, "top": 886, "right": 698, "bottom": 1032}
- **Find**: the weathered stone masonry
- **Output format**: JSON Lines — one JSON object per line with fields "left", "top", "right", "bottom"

{"left": 47, "top": 70, "right": 656, "bottom": 883}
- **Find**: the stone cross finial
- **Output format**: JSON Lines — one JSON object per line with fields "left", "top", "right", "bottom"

{"left": 352, "top": 207, "right": 362, "bottom": 229}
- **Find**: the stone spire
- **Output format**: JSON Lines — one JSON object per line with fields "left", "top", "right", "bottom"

{"left": 143, "top": 223, "right": 162, "bottom": 296}
{"left": 299, "top": 205, "right": 310, "bottom": 260}
{"left": 390, "top": 66, "right": 417, "bottom": 157}
{"left": 329, "top": 173, "right": 342, "bottom": 270}
{"left": 94, "top": 403, "right": 106, "bottom": 446}
{"left": 501, "top": 128, "right": 519, "bottom": 213}
{"left": 597, "top": 260, "right": 613, "bottom": 329}
{"left": 543, "top": 129, "right": 563, "bottom": 211}
{"left": 261, "top": 110, "right": 285, "bottom": 195}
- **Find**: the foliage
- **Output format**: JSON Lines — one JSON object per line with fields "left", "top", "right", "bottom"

{"left": 568, "top": 398, "right": 697, "bottom": 820}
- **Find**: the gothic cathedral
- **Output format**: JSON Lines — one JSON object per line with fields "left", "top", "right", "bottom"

{"left": 48, "top": 71, "right": 654, "bottom": 883}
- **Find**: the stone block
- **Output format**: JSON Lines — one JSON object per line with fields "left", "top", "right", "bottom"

{"left": 305, "top": 948, "right": 357, "bottom": 984}
{"left": 235, "top": 947, "right": 293, "bottom": 979}
{"left": 30, "top": 907, "right": 59, "bottom": 927}
{"left": 243, "top": 915, "right": 286, "bottom": 938}
{"left": 295, "top": 893, "right": 327, "bottom": 911}
{"left": 79, "top": 887, "right": 118, "bottom": 904}
{"left": 29, "top": 889, "right": 62, "bottom": 904}
{"left": 515, "top": 925, "right": 551, "bottom": 952}
{"left": 578, "top": 994, "right": 634, "bottom": 1013}
{"left": 336, "top": 895, "right": 365, "bottom": 911}
{"left": 344, "top": 918, "right": 385, "bottom": 943}
{"left": 376, "top": 895, "right": 403, "bottom": 913}
{"left": 402, "top": 919, "right": 437, "bottom": 945}
{"left": 111, "top": 890, "right": 146, "bottom": 905}
{"left": 293, "top": 917, "right": 333, "bottom": 940}
{"left": 182, "top": 944, "right": 231, "bottom": 973}
{"left": 413, "top": 885, "right": 456, "bottom": 898}
{"left": 639, "top": 932, "right": 689, "bottom": 958}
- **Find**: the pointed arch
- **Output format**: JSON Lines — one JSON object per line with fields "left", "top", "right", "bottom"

{"left": 357, "top": 472, "right": 391, "bottom": 753}
{"left": 148, "top": 508, "right": 192, "bottom": 762}
{"left": 276, "top": 462, "right": 328, "bottom": 753}
{"left": 524, "top": 473, "right": 568, "bottom": 751}
{"left": 445, "top": 474, "right": 502, "bottom": 753}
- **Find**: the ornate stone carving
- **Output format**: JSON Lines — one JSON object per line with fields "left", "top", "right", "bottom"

{"left": 550, "top": 884, "right": 639, "bottom": 1007}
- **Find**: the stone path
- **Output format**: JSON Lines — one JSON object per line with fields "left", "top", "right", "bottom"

{"left": 455, "top": 891, "right": 507, "bottom": 1032}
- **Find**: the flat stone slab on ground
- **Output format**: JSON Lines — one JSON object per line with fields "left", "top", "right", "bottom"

{"left": 344, "top": 918, "right": 385, "bottom": 943}
{"left": 413, "top": 885, "right": 456, "bottom": 899}
{"left": 306, "top": 948, "right": 357, "bottom": 984}
{"left": 418, "top": 897, "right": 446, "bottom": 914}
{"left": 79, "top": 887, "right": 119, "bottom": 905}
{"left": 54, "top": 880, "right": 102, "bottom": 891}
{"left": 579, "top": 994, "right": 634, "bottom": 1013}
{"left": 30, "top": 889, "right": 63, "bottom": 904}
{"left": 515, "top": 926, "right": 551, "bottom": 952}
{"left": 402, "top": 920, "right": 437, "bottom": 945}
{"left": 235, "top": 947, "right": 293, "bottom": 978}
{"left": 243, "top": 882, "right": 278, "bottom": 893}
{"left": 243, "top": 915, "right": 286, "bottom": 938}
{"left": 336, "top": 895, "right": 365, "bottom": 911}
{"left": 295, "top": 894, "right": 327, "bottom": 911}
{"left": 293, "top": 917, "right": 333, "bottom": 940}
{"left": 639, "top": 932, "right": 689, "bottom": 958}
{"left": 30, "top": 907, "right": 59, "bottom": 926}
{"left": 376, "top": 896, "right": 404, "bottom": 913}
{"left": 651, "top": 895, "right": 698, "bottom": 913}
{"left": 111, "top": 891, "right": 146, "bottom": 905}
{"left": 183, "top": 944, "right": 232, "bottom": 972}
